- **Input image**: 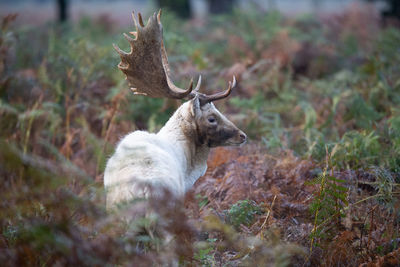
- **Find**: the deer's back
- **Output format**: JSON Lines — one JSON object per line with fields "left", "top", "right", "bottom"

{"left": 104, "top": 131, "right": 185, "bottom": 208}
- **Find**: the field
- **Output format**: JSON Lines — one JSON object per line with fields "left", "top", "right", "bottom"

{"left": 1, "top": 4, "right": 400, "bottom": 266}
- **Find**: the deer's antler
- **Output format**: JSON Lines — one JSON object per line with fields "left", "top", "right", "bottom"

{"left": 114, "top": 10, "right": 199, "bottom": 99}
{"left": 198, "top": 76, "right": 236, "bottom": 105}
{"left": 114, "top": 10, "right": 235, "bottom": 102}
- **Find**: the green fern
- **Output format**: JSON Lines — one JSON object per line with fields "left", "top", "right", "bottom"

{"left": 307, "top": 152, "right": 349, "bottom": 249}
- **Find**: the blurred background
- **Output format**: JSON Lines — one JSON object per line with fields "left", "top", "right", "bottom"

{"left": 1, "top": 0, "right": 400, "bottom": 266}
{"left": 0, "top": 0, "right": 398, "bottom": 25}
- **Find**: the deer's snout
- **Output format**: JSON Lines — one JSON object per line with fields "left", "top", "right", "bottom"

{"left": 239, "top": 131, "right": 247, "bottom": 144}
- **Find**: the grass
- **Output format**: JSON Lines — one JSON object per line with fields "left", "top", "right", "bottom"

{"left": 1, "top": 5, "right": 400, "bottom": 266}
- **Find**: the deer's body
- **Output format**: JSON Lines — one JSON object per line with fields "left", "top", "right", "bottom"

{"left": 104, "top": 101, "right": 209, "bottom": 207}
{"left": 104, "top": 11, "right": 246, "bottom": 209}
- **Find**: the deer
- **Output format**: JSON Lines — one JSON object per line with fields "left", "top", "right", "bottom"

{"left": 104, "top": 11, "right": 247, "bottom": 209}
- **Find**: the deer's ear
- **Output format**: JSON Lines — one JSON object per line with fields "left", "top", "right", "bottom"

{"left": 190, "top": 96, "right": 200, "bottom": 117}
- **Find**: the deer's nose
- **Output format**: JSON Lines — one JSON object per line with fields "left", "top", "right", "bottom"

{"left": 239, "top": 131, "right": 247, "bottom": 143}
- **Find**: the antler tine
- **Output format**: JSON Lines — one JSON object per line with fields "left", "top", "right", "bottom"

{"left": 188, "top": 78, "right": 194, "bottom": 91}
{"left": 137, "top": 12, "right": 145, "bottom": 27}
{"left": 123, "top": 33, "right": 135, "bottom": 43}
{"left": 199, "top": 76, "right": 236, "bottom": 104}
{"left": 186, "top": 75, "right": 202, "bottom": 93}
{"left": 113, "top": 43, "right": 129, "bottom": 60}
{"left": 186, "top": 75, "right": 202, "bottom": 99}
{"left": 194, "top": 75, "right": 202, "bottom": 92}
{"left": 157, "top": 9, "right": 162, "bottom": 24}
{"left": 131, "top": 11, "right": 139, "bottom": 30}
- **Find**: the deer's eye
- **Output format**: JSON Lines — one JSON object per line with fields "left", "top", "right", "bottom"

{"left": 208, "top": 117, "right": 216, "bottom": 124}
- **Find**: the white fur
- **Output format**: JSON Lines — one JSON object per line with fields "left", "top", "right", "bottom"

{"left": 104, "top": 101, "right": 210, "bottom": 208}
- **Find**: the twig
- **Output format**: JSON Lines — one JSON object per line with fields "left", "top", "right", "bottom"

{"left": 260, "top": 195, "right": 277, "bottom": 230}
{"left": 368, "top": 205, "right": 377, "bottom": 251}
{"left": 358, "top": 180, "right": 400, "bottom": 187}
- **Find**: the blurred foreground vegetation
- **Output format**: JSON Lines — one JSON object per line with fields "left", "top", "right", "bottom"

{"left": 1, "top": 5, "right": 400, "bottom": 266}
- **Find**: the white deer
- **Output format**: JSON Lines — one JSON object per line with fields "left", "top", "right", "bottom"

{"left": 104, "top": 11, "right": 246, "bottom": 209}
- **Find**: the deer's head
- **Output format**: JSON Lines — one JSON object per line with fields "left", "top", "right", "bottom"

{"left": 114, "top": 10, "right": 246, "bottom": 147}
{"left": 187, "top": 79, "right": 246, "bottom": 147}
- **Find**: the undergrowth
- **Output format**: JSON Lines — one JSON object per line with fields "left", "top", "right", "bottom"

{"left": 1, "top": 4, "right": 400, "bottom": 266}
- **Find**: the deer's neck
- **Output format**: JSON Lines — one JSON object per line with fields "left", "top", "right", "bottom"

{"left": 157, "top": 103, "right": 209, "bottom": 192}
